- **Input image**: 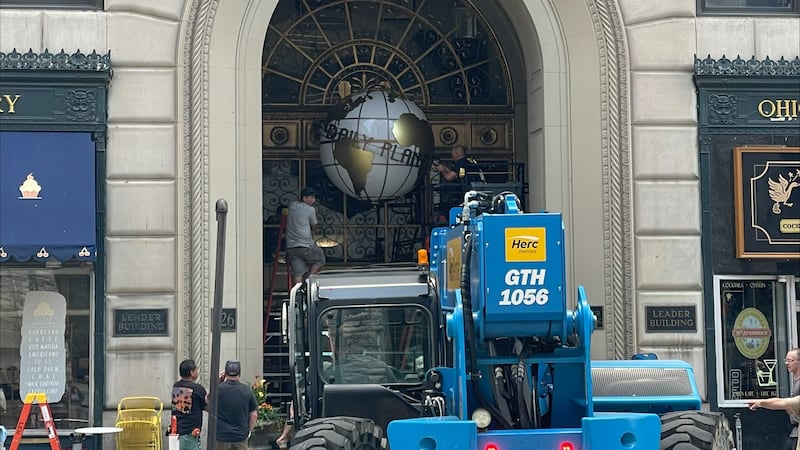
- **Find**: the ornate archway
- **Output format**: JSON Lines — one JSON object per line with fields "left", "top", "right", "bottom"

{"left": 181, "top": 0, "right": 634, "bottom": 392}
{"left": 260, "top": 0, "right": 526, "bottom": 268}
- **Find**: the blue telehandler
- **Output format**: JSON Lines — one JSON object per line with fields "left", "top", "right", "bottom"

{"left": 282, "top": 190, "right": 734, "bottom": 450}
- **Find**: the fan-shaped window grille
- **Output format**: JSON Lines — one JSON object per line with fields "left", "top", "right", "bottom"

{"left": 263, "top": 0, "right": 511, "bottom": 107}
{"left": 262, "top": 0, "right": 521, "bottom": 269}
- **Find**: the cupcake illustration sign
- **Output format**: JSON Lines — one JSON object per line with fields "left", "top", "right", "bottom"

{"left": 19, "top": 173, "right": 42, "bottom": 199}
{"left": 20, "top": 291, "right": 67, "bottom": 400}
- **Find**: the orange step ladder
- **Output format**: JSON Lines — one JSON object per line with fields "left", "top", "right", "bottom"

{"left": 264, "top": 206, "right": 293, "bottom": 343}
{"left": 9, "top": 392, "right": 61, "bottom": 450}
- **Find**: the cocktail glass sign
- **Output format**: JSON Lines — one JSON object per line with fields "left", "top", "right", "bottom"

{"left": 733, "top": 147, "right": 800, "bottom": 259}
{"left": 20, "top": 291, "right": 66, "bottom": 400}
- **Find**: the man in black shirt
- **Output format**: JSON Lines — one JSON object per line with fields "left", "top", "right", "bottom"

{"left": 214, "top": 360, "right": 258, "bottom": 450}
{"left": 434, "top": 145, "right": 486, "bottom": 220}
{"left": 435, "top": 145, "right": 485, "bottom": 187}
{"left": 171, "top": 359, "right": 207, "bottom": 450}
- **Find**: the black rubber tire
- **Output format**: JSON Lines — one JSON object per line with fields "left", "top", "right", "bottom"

{"left": 660, "top": 410, "right": 734, "bottom": 450}
{"left": 288, "top": 416, "right": 388, "bottom": 450}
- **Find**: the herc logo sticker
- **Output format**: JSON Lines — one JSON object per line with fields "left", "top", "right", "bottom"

{"left": 505, "top": 228, "right": 546, "bottom": 262}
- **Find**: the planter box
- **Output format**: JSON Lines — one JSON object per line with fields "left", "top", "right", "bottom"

{"left": 248, "top": 422, "right": 282, "bottom": 450}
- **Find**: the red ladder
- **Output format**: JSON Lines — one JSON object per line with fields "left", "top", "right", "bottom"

{"left": 10, "top": 392, "right": 61, "bottom": 450}
{"left": 264, "top": 206, "right": 292, "bottom": 343}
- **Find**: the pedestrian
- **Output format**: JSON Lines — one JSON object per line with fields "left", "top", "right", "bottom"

{"left": 748, "top": 394, "right": 800, "bottom": 450}
{"left": 435, "top": 145, "right": 485, "bottom": 186}
{"left": 785, "top": 348, "right": 800, "bottom": 450}
{"left": 275, "top": 401, "right": 294, "bottom": 449}
{"left": 433, "top": 145, "right": 486, "bottom": 220}
{"left": 214, "top": 360, "right": 258, "bottom": 450}
{"left": 170, "top": 359, "right": 207, "bottom": 450}
{"left": 285, "top": 187, "right": 326, "bottom": 284}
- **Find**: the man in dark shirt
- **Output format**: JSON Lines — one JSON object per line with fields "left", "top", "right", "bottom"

{"left": 435, "top": 145, "right": 485, "bottom": 187}
{"left": 214, "top": 360, "right": 258, "bottom": 450}
{"left": 171, "top": 359, "right": 207, "bottom": 450}
{"left": 434, "top": 145, "right": 486, "bottom": 220}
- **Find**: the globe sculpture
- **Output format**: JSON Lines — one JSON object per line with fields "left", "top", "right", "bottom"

{"left": 319, "top": 90, "right": 435, "bottom": 202}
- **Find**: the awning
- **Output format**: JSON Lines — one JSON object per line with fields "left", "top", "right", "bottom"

{"left": 0, "top": 131, "right": 96, "bottom": 262}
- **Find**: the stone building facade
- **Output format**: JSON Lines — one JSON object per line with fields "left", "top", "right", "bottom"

{"left": 0, "top": 0, "right": 798, "bottom": 444}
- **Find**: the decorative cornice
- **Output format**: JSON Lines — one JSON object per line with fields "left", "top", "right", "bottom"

{"left": 0, "top": 49, "right": 111, "bottom": 72}
{"left": 695, "top": 55, "right": 800, "bottom": 77}
{"left": 587, "top": 0, "right": 634, "bottom": 360}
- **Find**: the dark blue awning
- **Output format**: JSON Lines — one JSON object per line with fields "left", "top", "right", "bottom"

{"left": 0, "top": 131, "right": 96, "bottom": 262}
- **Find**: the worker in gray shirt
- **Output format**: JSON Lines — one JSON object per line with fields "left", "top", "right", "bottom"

{"left": 285, "top": 187, "right": 326, "bottom": 284}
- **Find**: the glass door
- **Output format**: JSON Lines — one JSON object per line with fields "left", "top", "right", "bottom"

{"left": 714, "top": 275, "right": 795, "bottom": 406}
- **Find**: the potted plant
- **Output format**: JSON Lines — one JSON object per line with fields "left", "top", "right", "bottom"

{"left": 250, "top": 376, "right": 283, "bottom": 449}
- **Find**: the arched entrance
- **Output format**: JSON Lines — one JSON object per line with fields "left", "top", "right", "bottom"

{"left": 259, "top": 0, "right": 534, "bottom": 407}
{"left": 260, "top": 0, "right": 529, "bottom": 269}
{"left": 182, "top": 0, "right": 633, "bottom": 405}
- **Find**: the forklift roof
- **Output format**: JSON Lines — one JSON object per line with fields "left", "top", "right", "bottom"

{"left": 313, "top": 266, "right": 430, "bottom": 300}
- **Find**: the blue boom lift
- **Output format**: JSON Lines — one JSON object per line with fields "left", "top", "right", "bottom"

{"left": 283, "top": 191, "right": 733, "bottom": 450}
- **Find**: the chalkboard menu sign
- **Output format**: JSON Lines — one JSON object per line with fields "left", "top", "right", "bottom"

{"left": 734, "top": 147, "right": 800, "bottom": 259}
{"left": 20, "top": 291, "right": 67, "bottom": 400}
{"left": 113, "top": 308, "right": 169, "bottom": 337}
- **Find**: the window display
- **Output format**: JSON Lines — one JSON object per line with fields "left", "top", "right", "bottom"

{"left": 0, "top": 268, "right": 91, "bottom": 428}
{"left": 715, "top": 276, "right": 789, "bottom": 403}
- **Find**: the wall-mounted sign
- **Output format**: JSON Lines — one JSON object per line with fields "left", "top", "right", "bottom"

{"left": 757, "top": 99, "right": 798, "bottom": 123}
{"left": 113, "top": 308, "right": 169, "bottom": 337}
{"left": 221, "top": 308, "right": 236, "bottom": 332}
{"left": 698, "top": 92, "right": 800, "bottom": 128}
{"left": 734, "top": 147, "right": 800, "bottom": 259}
{"left": 20, "top": 291, "right": 67, "bottom": 400}
{"left": 645, "top": 305, "right": 696, "bottom": 332}
{"left": 0, "top": 49, "right": 111, "bottom": 132}
{"left": 0, "top": 94, "right": 21, "bottom": 114}
{"left": 590, "top": 306, "right": 603, "bottom": 330}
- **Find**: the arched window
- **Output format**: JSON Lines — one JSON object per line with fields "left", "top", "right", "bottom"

{"left": 262, "top": 0, "right": 522, "bottom": 266}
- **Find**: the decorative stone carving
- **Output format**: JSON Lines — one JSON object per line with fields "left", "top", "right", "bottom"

{"left": 65, "top": 90, "right": 98, "bottom": 122}
{"left": 708, "top": 94, "right": 737, "bottom": 126}
{"left": 587, "top": 0, "right": 634, "bottom": 360}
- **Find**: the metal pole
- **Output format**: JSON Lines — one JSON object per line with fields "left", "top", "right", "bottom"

{"left": 734, "top": 412, "right": 742, "bottom": 450}
{"left": 207, "top": 199, "right": 228, "bottom": 446}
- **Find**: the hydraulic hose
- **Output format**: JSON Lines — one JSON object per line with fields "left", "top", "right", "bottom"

{"left": 461, "top": 232, "right": 514, "bottom": 429}
{"left": 514, "top": 360, "right": 534, "bottom": 428}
